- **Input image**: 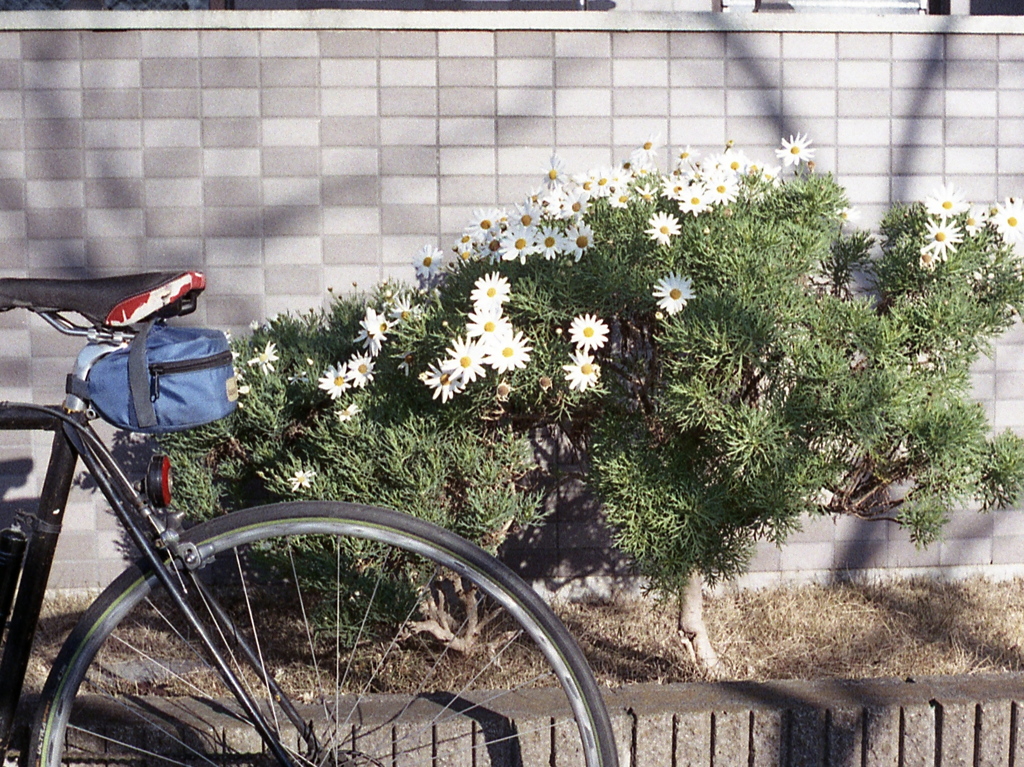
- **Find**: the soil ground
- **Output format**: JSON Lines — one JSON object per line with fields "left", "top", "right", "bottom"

{"left": 31, "top": 575, "right": 1024, "bottom": 691}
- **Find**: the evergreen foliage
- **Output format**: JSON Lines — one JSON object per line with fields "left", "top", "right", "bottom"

{"left": 164, "top": 138, "right": 1024, "bottom": 608}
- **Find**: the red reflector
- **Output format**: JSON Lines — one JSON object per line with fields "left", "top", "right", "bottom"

{"left": 146, "top": 454, "right": 173, "bottom": 508}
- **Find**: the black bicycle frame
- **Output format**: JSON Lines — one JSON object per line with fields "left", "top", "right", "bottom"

{"left": 0, "top": 405, "right": 75, "bottom": 751}
{"left": 0, "top": 403, "right": 302, "bottom": 766}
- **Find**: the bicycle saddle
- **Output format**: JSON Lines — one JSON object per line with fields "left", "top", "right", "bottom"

{"left": 0, "top": 271, "right": 206, "bottom": 327}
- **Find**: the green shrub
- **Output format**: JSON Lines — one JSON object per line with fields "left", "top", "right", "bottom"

{"left": 165, "top": 136, "right": 1024, "bottom": 652}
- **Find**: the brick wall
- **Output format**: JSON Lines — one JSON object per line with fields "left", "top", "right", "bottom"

{"left": 1, "top": 11, "right": 1023, "bottom": 589}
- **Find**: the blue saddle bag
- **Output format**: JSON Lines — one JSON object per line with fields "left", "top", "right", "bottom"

{"left": 81, "top": 322, "right": 238, "bottom": 433}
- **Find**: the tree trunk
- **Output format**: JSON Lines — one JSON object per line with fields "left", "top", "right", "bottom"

{"left": 677, "top": 574, "right": 721, "bottom": 675}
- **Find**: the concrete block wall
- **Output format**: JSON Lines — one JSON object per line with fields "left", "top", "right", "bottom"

{"left": 1, "top": 11, "right": 1024, "bottom": 589}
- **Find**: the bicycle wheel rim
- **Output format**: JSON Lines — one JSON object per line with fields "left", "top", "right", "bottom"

{"left": 31, "top": 501, "right": 618, "bottom": 767}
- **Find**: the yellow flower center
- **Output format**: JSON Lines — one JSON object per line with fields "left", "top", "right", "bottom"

{"left": 422, "top": 256, "right": 433, "bottom": 267}
{"left": 643, "top": 141, "right": 653, "bottom": 150}
{"left": 379, "top": 322, "right": 388, "bottom": 332}
{"left": 1009, "top": 216, "right": 1019, "bottom": 228}
{"left": 521, "top": 214, "right": 533, "bottom": 227}
{"left": 576, "top": 235, "right": 589, "bottom": 248}
{"left": 730, "top": 161, "right": 740, "bottom": 171}
{"left": 515, "top": 238, "right": 527, "bottom": 250}
{"left": 583, "top": 327, "right": 595, "bottom": 338}
{"left": 484, "top": 321, "right": 496, "bottom": 333}
{"left": 480, "top": 219, "right": 492, "bottom": 230}
{"left": 691, "top": 197, "right": 701, "bottom": 205}
{"left": 549, "top": 169, "right": 559, "bottom": 180}
{"left": 670, "top": 288, "right": 682, "bottom": 300}
{"left": 717, "top": 185, "right": 727, "bottom": 194}
{"left": 583, "top": 181, "right": 593, "bottom": 190}
{"left": 580, "top": 363, "right": 594, "bottom": 376}
{"left": 572, "top": 201, "right": 582, "bottom": 213}
{"left": 502, "top": 347, "right": 514, "bottom": 358}
{"left": 790, "top": 146, "right": 800, "bottom": 155}
{"left": 440, "top": 373, "right": 451, "bottom": 385}
{"left": 660, "top": 226, "right": 670, "bottom": 235}
{"left": 334, "top": 376, "right": 345, "bottom": 387}
{"left": 358, "top": 364, "right": 368, "bottom": 375}
{"left": 460, "top": 356, "right": 472, "bottom": 368}
{"left": 936, "top": 232, "right": 946, "bottom": 242}
{"left": 545, "top": 236, "right": 557, "bottom": 248}
{"left": 598, "top": 177, "right": 608, "bottom": 186}
{"left": 943, "top": 201, "right": 953, "bottom": 210}
{"left": 486, "top": 287, "right": 497, "bottom": 298}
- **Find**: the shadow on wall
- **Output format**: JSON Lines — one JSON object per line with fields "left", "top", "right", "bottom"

{"left": 0, "top": 459, "right": 33, "bottom": 529}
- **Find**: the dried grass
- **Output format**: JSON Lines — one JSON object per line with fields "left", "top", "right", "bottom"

{"left": 25, "top": 576, "right": 1024, "bottom": 693}
{"left": 560, "top": 576, "right": 1024, "bottom": 685}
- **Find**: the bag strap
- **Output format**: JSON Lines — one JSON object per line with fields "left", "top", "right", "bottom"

{"left": 128, "top": 320, "right": 158, "bottom": 429}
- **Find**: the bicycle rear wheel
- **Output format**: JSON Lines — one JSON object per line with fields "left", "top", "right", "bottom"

{"left": 29, "top": 501, "right": 618, "bottom": 767}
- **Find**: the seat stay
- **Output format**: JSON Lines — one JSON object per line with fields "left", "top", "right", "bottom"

{"left": 0, "top": 271, "right": 206, "bottom": 328}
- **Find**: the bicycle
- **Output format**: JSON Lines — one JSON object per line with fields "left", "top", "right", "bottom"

{"left": 0, "top": 271, "right": 619, "bottom": 767}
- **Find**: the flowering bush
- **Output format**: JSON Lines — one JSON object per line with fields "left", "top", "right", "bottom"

{"left": 166, "top": 135, "right": 1024, "bottom": 666}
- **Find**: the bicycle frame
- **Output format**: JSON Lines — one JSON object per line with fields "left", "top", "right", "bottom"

{"left": 0, "top": 401, "right": 304, "bottom": 766}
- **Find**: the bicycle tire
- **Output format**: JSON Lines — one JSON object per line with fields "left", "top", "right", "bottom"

{"left": 29, "top": 501, "right": 619, "bottom": 767}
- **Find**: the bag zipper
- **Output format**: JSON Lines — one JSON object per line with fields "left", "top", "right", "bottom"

{"left": 149, "top": 350, "right": 234, "bottom": 400}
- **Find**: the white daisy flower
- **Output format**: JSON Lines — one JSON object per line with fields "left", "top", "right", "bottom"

{"left": 992, "top": 198, "right": 1024, "bottom": 246}
{"left": 470, "top": 272, "right": 512, "bottom": 311}
{"left": 247, "top": 341, "right": 279, "bottom": 374}
{"left": 389, "top": 294, "right": 417, "bottom": 324}
{"left": 568, "top": 314, "right": 610, "bottom": 353}
{"left": 544, "top": 154, "right": 569, "bottom": 188}
{"left": 317, "top": 363, "right": 350, "bottom": 400}
{"left": 757, "top": 164, "right": 783, "bottom": 186}
{"left": 776, "top": 133, "right": 815, "bottom": 168}
{"left": 678, "top": 184, "right": 711, "bottom": 217}
{"left": 512, "top": 200, "right": 543, "bottom": 229}
{"left": 397, "top": 351, "right": 414, "bottom": 376}
{"left": 354, "top": 306, "right": 390, "bottom": 356}
{"left": 442, "top": 336, "right": 488, "bottom": 385}
{"left": 468, "top": 207, "right": 505, "bottom": 243}
{"left": 714, "top": 148, "right": 750, "bottom": 176}
{"left": 590, "top": 168, "right": 615, "bottom": 199}
{"left": 565, "top": 222, "right": 594, "bottom": 261}
{"left": 483, "top": 331, "right": 532, "bottom": 374}
{"left": 646, "top": 211, "right": 682, "bottom": 247}
{"left": 454, "top": 234, "right": 478, "bottom": 264}
{"left": 838, "top": 207, "right": 861, "bottom": 228}
{"left": 704, "top": 171, "right": 740, "bottom": 206}
{"left": 337, "top": 403, "right": 361, "bottom": 422}
{"left": 629, "top": 136, "right": 660, "bottom": 174}
{"left": 663, "top": 176, "right": 688, "bottom": 202}
{"left": 466, "top": 306, "right": 512, "bottom": 348}
{"left": 563, "top": 350, "right": 601, "bottom": 393}
{"left": 537, "top": 225, "right": 568, "bottom": 260}
{"left": 921, "top": 218, "right": 963, "bottom": 261}
{"left": 965, "top": 206, "right": 989, "bottom": 236}
{"left": 499, "top": 226, "right": 540, "bottom": 264}
{"left": 414, "top": 244, "right": 444, "bottom": 281}
{"left": 674, "top": 145, "right": 698, "bottom": 174}
{"left": 423, "top": 362, "right": 465, "bottom": 403}
{"left": 561, "top": 187, "right": 591, "bottom": 220}
{"left": 609, "top": 188, "right": 632, "bottom": 209}
{"left": 345, "top": 354, "right": 375, "bottom": 389}
{"left": 924, "top": 183, "right": 970, "bottom": 220}
{"left": 288, "top": 468, "right": 316, "bottom": 492}
{"left": 653, "top": 273, "right": 694, "bottom": 315}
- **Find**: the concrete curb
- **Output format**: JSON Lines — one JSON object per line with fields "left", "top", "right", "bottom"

{"left": 608, "top": 674, "right": 1024, "bottom": 766}
{"left": 35, "top": 673, "right": 1024, "bottom": 765}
